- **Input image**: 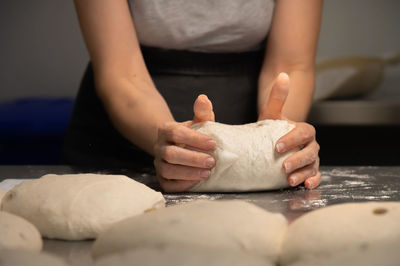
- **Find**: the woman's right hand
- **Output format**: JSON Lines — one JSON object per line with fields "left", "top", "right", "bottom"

{"left": 154, "top": 95, "right": 216, "bottom": 192}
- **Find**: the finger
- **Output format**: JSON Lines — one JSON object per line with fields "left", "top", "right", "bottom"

{"left": 157, "top": 176, "right": 200, "bottom": 193}
{"left": 157, "top": 145, "right": 215, "bottom": 168}
{"left": 282, "top": 141, "right": 319, "bottom": 174}
{"left": 276, "top": 122, "right": 316, "bottom": 153}
{"left": 193, "top": 94, "right": 215, "bottom": 123}
{"left": 159, "top": 123, "right": 216, "bottom": 151}
{"left": 304, "top": 172, "right": 322, "bottom": 189}
{"left": 258, "top": 72, "right": 290, "bottom": 121}
{"left": 155, "top": 160, "right": 211, "bottom": 181}
{"left": 287, "top": 161, "right": 318, "bottom": 187}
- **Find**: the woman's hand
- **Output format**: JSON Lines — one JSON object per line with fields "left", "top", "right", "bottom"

{"left": 154, "top": 95, "right": 216, "bottom": 192}
{"left": 258, "top": 73, "right": 321, "bottom": 189}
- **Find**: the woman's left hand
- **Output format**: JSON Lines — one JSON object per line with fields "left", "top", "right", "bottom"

{"left": 258, "top": 73, "right": 321, "bottom": 189}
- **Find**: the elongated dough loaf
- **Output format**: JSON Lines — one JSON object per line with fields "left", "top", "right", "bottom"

{"left": 0, "top": 189, "right": 5, "bottom": 203}
{"left": 94, "top": 245, "right": 274, "bottom": 266}
{"left": 0, "top": 211, "right": 42, "bottom": 251}
{"left": 0, "top": 250, "right": 69, "bottom": 266}
{"left": 190, "top": 120, "right": 295, "bottom": 192}
{"left": 92, "top": 200, "right": 288, "bottom": 263}
{"left": 1, "top": 174, "right": 165, "bottom": 240}
{"left": 280, "top": 202, "right": 400, "bottom": 266}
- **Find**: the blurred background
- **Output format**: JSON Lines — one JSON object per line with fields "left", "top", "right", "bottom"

{"left": 0, "top": 0, "right": 399, "bottom": 165}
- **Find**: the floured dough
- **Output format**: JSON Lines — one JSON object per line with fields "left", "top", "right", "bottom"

{"left": 280, "top": 202, "right": 400, "bottom": 266}
{"left": 94, "top": 245, "right": 274, "bottom": 266}
{"left": 0, "top": 189, "right": 5, "bottom": 203}
{"left": 288, "top": 245, "right": 400, "bottom": 266}
{"left": 0, "top": 249, "right": 69, "bottom": 266}
{"left": 92, "top": 200, "right": 288, "bottom": 263}
{"left": 1, "top": 174, "right": 165, "bottom": 240}
{"left": 190, "top": 120, "right": 295, "bottom": 192}
{"left": 0, "top": 211, "right": 42, "bottom": 251}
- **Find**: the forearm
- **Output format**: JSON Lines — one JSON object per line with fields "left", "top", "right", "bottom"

{"left": 257, "top": 0, "right": 322, "bottom": 122}
{"left": 258, "top": 67, "right": 315, "bottom": 122}
{"left": 97, "top": 76, "right": 174, "bottom": 156}
{"left": 74, "top": 0, "right": 175, "bottom": 155}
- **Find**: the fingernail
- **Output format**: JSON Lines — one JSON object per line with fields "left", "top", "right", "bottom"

{"left": 207, "top": 140, "right": 216, "bottom": 149}
{"left": 200, "top": 170, "right": 211, "bottom": 179}
{"left": 284, "top": 162, "right": 292, "bottom": 173}
{"left": 205, "top": 157, "right": 215, "bottom": 168}
{"left": 276, "top": 142, "right": 285, "bottom": 153}
{"left": 290, "top": 176, "right": 299, "bottom": 186}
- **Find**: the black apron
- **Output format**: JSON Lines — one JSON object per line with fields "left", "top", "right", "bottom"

{"left": 63, "top": 46, "right": 264, "bottom": 170}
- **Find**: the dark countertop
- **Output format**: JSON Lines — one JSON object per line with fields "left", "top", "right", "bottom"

{"left": 1, "top": 165, "right": 399, "bottom": 266}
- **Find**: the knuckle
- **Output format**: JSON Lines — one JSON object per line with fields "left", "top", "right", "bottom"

{"left": 153, "top": 143, "right": 160, "bottom": 156}
{"left": 315, "top": 142, "right": 321, "bottom": 152}
{"left": 158, "top": 162, "right": 170, "bottom": 177}
{"left": 170, "top": 127, "right": 183, "bottom": 143}
{"left": 158, "top": 123, "right": 171, "bottom": 136}
{"left": 308, "top": 124, "right": 316, "bottom": 136}
{"left": 163, "top": 146, "right": 177, "bottom": 162}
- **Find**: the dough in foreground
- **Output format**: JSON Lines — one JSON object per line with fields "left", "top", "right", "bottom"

{"left": 0, "top": 249, "right": 69, "bottom": 266}
{"left": 0, "top": 211, "right": 42, "bottom": 252}
{"left": 92, "top": 200, "right": 288, "bottom": 263}
{"left": 94, "top": 245, "right": 274, "bottom": 266}
{"left": 280, "top": 202, "right": 400, "bottom": 266}
{"left": 1, "top": 174, "right": 165, "bottom": 240}
{"left": 0, "top": 189, "right": 5, "bottom": 203}
{"left": 190, "top": 120, "right": 295, "bottom": 192}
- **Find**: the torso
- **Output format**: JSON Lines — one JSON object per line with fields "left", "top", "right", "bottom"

{"left": 129, "top": 0, "right": 275, "bottom": 53}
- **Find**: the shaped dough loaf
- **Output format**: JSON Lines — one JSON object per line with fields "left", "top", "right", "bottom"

{"left": 190, "top": 120, "right": 295, "bottom": 192}
{"left": 1, "top": 174, "right": 165, "bottom": 240}
{"left": 94, "top": 245, "right": 274, "bottom": 266}
{"left": 0, "top": 211, "right": 42, "bottom": 251}
{"left": 0, "top": 250, "right": 69, "bottom": 266}
{"left": 92, "top": 200, "right": 288, "bottom": 263}
{"left": 0, "top": 189, "right": 5, "bottom": 203}
{"left": 280, "top": 202, "right": 400, "bottom": 266}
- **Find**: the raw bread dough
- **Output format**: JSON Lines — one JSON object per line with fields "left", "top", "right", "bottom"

{"left": 0, "top": 211, "right": 42, "bottom": 251}
{"left": 1, "top": 174, "right": 165, "bottom": 240}
{"left": 288, "top": 245, "right": 400, "bottom": 266}
{"left": 0, "top": 188, "right": 4, "bottom": 203}
{"left": 94, "top": 245, "right": 274, "bottom": 266}
{"left": 190, "top": 120, "right": 295, "bottom": 192}
{"left": 0, "top": 249, "right": 69, "bottom": 266}
{"left": 280, "top": 202, "right": 400, "bottom": 266}
{"left": 92, "top": 200, "right": 288, "bottom": 263}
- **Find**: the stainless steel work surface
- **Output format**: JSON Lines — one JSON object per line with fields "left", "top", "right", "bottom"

{"left": 1, "top": 165, "right": 399, "bottom": 266}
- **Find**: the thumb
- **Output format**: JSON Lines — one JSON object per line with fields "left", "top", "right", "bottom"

{"left": 258, "top": 72, "right": 290, "bottom": 120}
{"left": 193, "top": 94, "right": 215, "bottom": 123}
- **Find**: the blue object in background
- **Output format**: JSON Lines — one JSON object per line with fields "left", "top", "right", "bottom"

{"left": 0, "top": 98, "right": 74, "bottom": 164}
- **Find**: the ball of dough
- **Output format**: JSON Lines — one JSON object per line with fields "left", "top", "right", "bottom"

{"left": 280, "top": 202, "right": 400, "bottom": 266}
{"left": 1, "top": 174, "right": 165, "bottom": 240}
{"left": 0, "top": 211, "right": 42, "bottom": 252}
{"left": 94, "top": 245, "right": 274, "bottom": 266}
{"left": 92, "top": 200, "right": 288, "bottom": 263}
{"left": 190, "top": 120, "right": 295, "bottom": 192}
{"left": 0, "top": 249, "right": 69, "bottom": 266}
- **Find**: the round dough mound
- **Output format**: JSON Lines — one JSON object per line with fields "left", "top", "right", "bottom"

{"left": 92, "top": 200, "right": 288, "bottom": 263}
{"left": 280, "top": 202, "right": 400, "bottom": 266}
{"left": 0, "top": 249, "right": 69, "bottom": 266}
{"left": 1, "top": 174, "right": 165, "bottom": 240}
{"left": 94, "top": 245, "right": 274, "bottom": 266}
{"left": 190, "top": 120, "right": 295, "bottom": 192}
{"left": 0, "top": 211, "right": 42, "bottom": 251}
